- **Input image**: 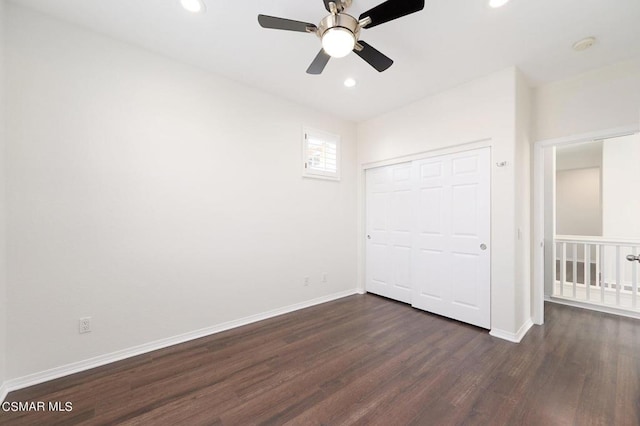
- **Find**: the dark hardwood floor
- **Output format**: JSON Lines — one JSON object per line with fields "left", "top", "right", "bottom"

{"left": 1, "top": 294, "right": 639, "bottom": 425}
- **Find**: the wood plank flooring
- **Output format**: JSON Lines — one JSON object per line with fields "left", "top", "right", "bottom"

{"left": 1, "top": 294, "right": 639, "bottom": 425}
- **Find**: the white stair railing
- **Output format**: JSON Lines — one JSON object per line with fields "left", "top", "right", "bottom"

{"left": 554, "top": 235, "right": 640, "bottom": 312}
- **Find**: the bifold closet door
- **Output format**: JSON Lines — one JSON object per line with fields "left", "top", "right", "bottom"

{"left": 411, "top": 148, "right": 491, "bottom": 329}
{"left": 365, "top": 162, "right": 413, "bottom": 304}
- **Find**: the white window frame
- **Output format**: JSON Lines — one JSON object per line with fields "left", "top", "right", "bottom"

{"left": 302, "top": 127, "right": 341, "bottom": 181}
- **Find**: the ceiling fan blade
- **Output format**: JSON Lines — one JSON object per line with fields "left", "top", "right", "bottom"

{"left": 258, "top": 15, "right": 317, "bottom": 33}
{"left": 359, "top": 0, "right": 425, "bottom": 29}
{"left": 353, "top": 41, "right": 393, "bottom": 72}
{"left": 306, "top": 49, "right": 331, "bottom": 75}
{"left": 322, "top": 0, "right": 333, "bottom": 12}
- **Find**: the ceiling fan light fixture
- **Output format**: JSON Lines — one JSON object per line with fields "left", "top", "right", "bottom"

{"left": 257, "top": 0, "right": 426, "bottom": 74}
{"left": 322, "top": 27, "right": 356, "bottom": 58}
{"left": 180, "top": 0, "right": 206, "bottom": 14}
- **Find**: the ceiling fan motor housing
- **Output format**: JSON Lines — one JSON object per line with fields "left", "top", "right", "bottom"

{"left": 317, "top": 13, "right": 361, "bottom": 41}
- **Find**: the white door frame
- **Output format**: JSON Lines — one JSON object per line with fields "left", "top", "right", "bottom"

{"left": 532, "top": 124, "right": 639, "bottom": 325}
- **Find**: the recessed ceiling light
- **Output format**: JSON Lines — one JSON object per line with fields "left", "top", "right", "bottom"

{"left": 344, "top": 78, "right": 357, "bottom": 88}
{"left": 181, "top": 0, "right": 206, "bottom": 14}
{"left": 572, "top": 37, "right": 597, "bottom": 52}
{"left": 489, "top": 0, "right": 511, "bottom": 8}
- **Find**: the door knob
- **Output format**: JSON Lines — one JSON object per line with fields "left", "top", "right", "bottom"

{"left": 367, "top": 235, "right": 371, "bottom": 240}
{"left": 626, "top": 254, "right": 640, "bottom": 263}
{"left": 480, "top": 244, "right": 487, "bottom": 251}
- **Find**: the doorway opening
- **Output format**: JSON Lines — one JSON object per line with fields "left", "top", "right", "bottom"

{"left": 534, "top": 129, "right": 640, "bottom": 320}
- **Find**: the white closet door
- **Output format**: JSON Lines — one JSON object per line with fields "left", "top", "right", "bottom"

{"left": 365, "top": 162, "right": 413, "bottom": 304}
{"left": 411, "top": 148, "right": 491, "bottom": 329}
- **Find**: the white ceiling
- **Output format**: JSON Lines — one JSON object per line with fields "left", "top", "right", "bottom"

{"left": 9, "top": 0, "right": 640, "bottom": 122}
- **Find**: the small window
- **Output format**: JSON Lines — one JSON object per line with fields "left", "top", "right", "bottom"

{"left": 302, "top": 127, "right": 341, "bottom": 180}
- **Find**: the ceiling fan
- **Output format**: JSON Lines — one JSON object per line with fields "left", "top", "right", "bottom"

{"left": 258, "top": 0, "right": 425, "bottom": 75}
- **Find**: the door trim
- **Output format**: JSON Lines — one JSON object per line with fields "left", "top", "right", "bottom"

{"left": 361, "top": 138, "right": 493, "bottom": 171}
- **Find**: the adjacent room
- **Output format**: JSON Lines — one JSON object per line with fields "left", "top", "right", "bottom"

{"left": 0, "top": 0, "right": 639, "bottom": 424}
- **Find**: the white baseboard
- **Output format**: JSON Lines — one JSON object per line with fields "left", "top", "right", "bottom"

{"left": 1, "top": 289, "right": 359, "bottom": 402}
{"left": 490, "top": 318, "right": 534, "bottom": 343}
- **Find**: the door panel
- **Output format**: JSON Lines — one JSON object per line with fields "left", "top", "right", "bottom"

{"left": 451, "top": 252, "right": 480, "bottom": 307}
{"left": 411, "top": 148, "right": 491, "bottom": 328}
{"left": 365, "top": 162, "right": 413, "bottom": 303}
{"left": 418, "top": 187, "right": 443, "bottom": 234}
{"left": 392, "top": 246, "right": 412, "bottom": 290}
{"left": 415, "top": 248, "right": 445, "bottom": 300}
{"left": 452, "top": 184, "right": 478, "bottom": 236}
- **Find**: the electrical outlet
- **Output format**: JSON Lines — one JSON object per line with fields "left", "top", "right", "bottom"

{"left": 304, "top": 276, "right": 310, "bottom": 286}
{"left": 79, "top": 317, "right": 91, "bottom": 334}
{"left": 322, "top": 273, "right": 328, "bottom": 283}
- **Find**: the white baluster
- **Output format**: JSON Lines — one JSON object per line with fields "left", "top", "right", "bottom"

{"left": 585, "top": 243, "right": 590, "bottom": 302}
{"left": 633, "top": 247, "right": 638, "bottom": 310}
{"left": 561, "top": 242, "right": 566, "bottom": 297}
{"left": 595, "top": 244, "right": 600, "bottom": 303}
{"left": 616, "top": 245, "right": 621, "bottom": 306}
{"left": 553, "top": 241, "right": 557, "bottom": 293}
{"left": 600, "top": 245, "right": 605, "bottom": 303}
{"left": 573, "top": 243, "right": 578, "bottom": 299}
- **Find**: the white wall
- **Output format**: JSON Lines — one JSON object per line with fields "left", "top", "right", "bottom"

{"left": 533, "top": 58, "right": 640, "bottom": 141}
{"left": 556, "top": 168, "right": 602, "bottom": 236}
{"left": 602, "top": 133, "right": 640, "bottom": 239}
{"left": 4, "top": 5, "right": 358, "bottom": 380}
{"left": 358, "top": 67, "right": 530, "bottom": 337}
{"left": 556, "top": 141, "right": 603, "bottom": 171}
{"left": 554, "top": 142, "right": 604, "bottom": 242}
{"left": 0, "top": 0, "right": 7, "bottom": 393}
{"left": 601, "top": 133, "right": 640, "bottom": 287}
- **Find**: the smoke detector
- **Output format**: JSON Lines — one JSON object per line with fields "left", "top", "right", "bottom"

{"left": 572, "top": 37, "right": 596, "bottom": 52}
